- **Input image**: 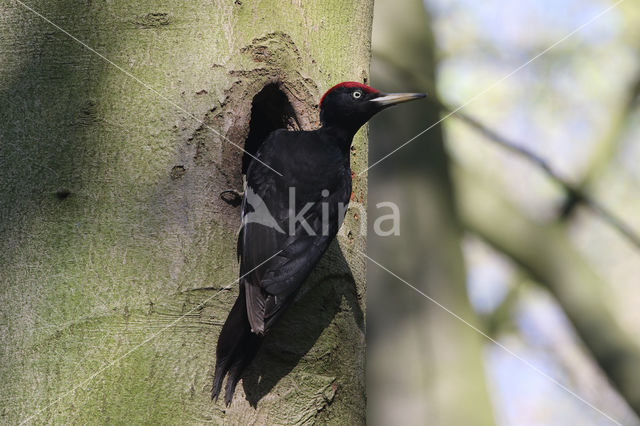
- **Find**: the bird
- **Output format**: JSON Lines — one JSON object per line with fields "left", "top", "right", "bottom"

{"left": 212, "top": 81, "right": 425, "bottom": 405}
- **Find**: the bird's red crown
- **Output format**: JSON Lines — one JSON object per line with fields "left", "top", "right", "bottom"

{"left": 319, "top": 82, "right": 379, "bottom": 108}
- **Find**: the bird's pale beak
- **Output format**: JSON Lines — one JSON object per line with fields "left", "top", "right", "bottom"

{"left": 371, "top": 92, "right": 426, "bottom": 107}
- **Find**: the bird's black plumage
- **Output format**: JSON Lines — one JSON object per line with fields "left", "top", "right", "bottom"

{"left": 212, "top": 82, "right": 425, "bottom": 405}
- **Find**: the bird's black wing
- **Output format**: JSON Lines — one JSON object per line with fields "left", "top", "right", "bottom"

{"left": 239, "top": 130, "right": 351, "bottom": 335}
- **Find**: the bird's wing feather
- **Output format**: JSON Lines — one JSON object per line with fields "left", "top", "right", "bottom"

{"left": 239, "top": 132, "right": 351, "bottom": 334}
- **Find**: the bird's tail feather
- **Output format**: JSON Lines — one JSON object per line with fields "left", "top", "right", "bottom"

{"left": 212, "top": 286, "right": 262, "bottom": 405}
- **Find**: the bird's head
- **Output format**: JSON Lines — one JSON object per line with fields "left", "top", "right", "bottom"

{"left": 319, "top": 82, "right": 425, "bottom": 134}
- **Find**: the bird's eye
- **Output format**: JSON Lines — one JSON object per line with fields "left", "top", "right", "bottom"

{"left": 352, "top": 90, "right": 362, "bottom": 99}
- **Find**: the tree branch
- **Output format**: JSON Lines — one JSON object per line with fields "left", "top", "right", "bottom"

{"left": 579, "top": 68, "right": 640, "bottom": 191}
{"left": 453, "top": 165, "right": 640, "bottom": 418}
{"left": 435, "top": 99, "right": 640, "bottom": 250}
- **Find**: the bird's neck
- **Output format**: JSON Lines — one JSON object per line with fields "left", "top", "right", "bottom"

{"left": 319, "top": 124, "right": 356, "bottom": 154}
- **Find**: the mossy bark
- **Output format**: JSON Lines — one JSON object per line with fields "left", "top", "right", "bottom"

{"left": 0, "top": 1, "right": 371, "bottom": 424}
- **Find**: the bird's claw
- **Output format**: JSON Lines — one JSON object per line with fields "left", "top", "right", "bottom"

{"left": 220, "top": 189, "right": 243, "bottom": 207}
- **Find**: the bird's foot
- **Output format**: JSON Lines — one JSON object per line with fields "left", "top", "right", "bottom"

{"left": 220, "top": 189, "right": 243, "bottom": 207}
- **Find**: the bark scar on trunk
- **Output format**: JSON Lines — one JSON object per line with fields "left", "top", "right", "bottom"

{"left": 172, "top": 32, "right": 320, "bottom": 228}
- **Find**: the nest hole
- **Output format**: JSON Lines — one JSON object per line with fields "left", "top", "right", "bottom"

{"left": 242, "top": 83, "right": 300, "bottom": 174}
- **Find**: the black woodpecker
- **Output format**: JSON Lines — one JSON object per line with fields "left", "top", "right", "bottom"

{"left": 212, "top": 82, "right": 425, "bottom": 405}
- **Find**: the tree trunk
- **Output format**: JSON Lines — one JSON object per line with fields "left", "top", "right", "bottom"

{"left": 0, "top": 1, "right": 371, "bottom": 423}
{"left": 366, "top": 0, "right": 496, "bottom": 424}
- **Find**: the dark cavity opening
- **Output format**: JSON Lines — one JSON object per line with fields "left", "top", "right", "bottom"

{"left": 242, "top": 83, "right": 300, "bottom": 174}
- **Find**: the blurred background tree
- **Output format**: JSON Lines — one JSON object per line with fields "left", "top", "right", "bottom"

{"left": 3, "top": 0, "right": 640, "bottom": 424}
{"left": 368, "top": 0, "right": 640, "bottom": 424}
